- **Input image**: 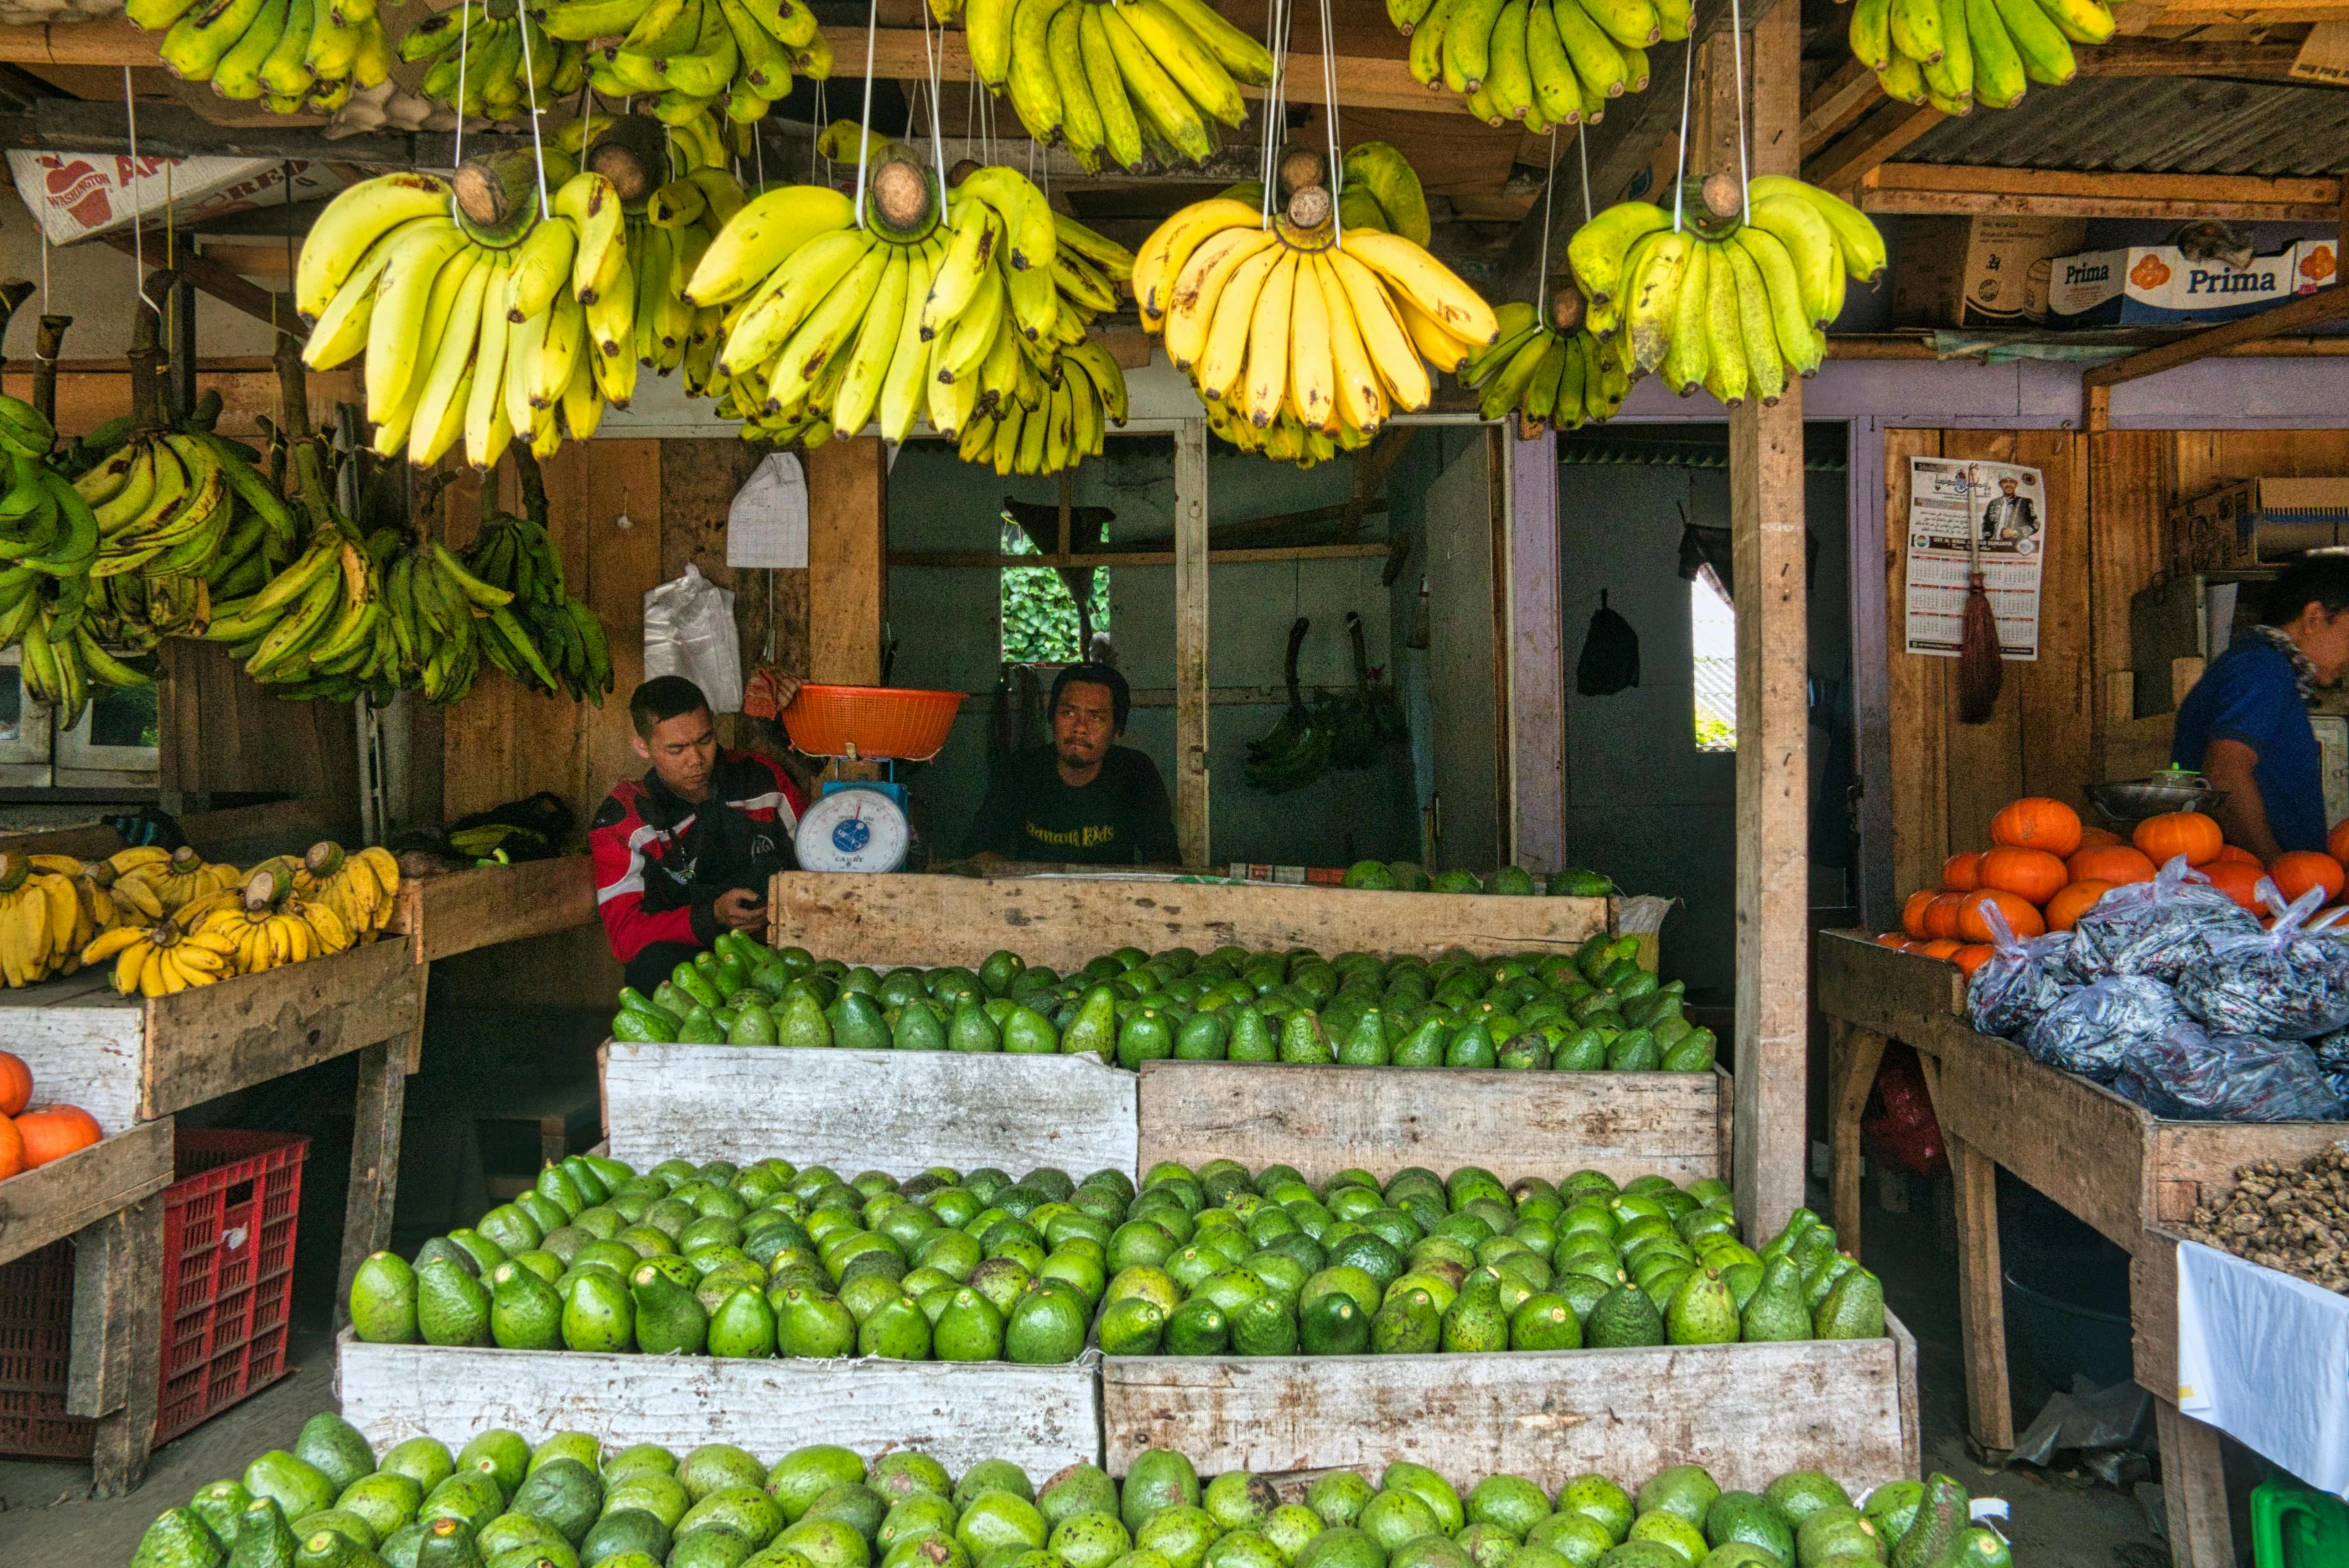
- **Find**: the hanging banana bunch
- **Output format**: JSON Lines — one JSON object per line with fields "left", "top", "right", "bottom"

{"left": 684, "top": 141, "right": 1133, "bottom": 461}
{"left": 538, "top": 0, "right": 832, "bottom": 130}
{"left": 1565, "top": 175, "right": 1885, "bottom": 408}
{"left": 460, "top": 514, "right": 616, "bottom": 703}
{"left": 1461, "top": 299, "right": 1630, "bottom": 431}
{"left": 935, "top": 0, "right": 1273, "bottom": 171}
{"left": 396, "top": 0, "right": 590, "bottom": 122}
{"left": 127, "top": 0, "right": 394, "bottom": 116}
{"left": 1136, "top": 145, "right": 1498, "bottom": 469}
{"left": 1843, "top": 0, "right": 2109, "bottom": 113}
{"left": 0, "top": 395, "right": 104, "bottom": 727}
{"left": 1387, "top": 0, "right": 1686, "bottom": 129}
{"left": 295, "top": 841, "right": 401, "bottom": 940}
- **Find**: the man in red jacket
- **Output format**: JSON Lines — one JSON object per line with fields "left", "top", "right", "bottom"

{"left": 591, "top": 675, "right": 808, "bottom": 994}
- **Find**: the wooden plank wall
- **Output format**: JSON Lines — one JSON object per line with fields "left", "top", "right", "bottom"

{"left": 1886, "top": 427, "right": 2349, "bottom": 902}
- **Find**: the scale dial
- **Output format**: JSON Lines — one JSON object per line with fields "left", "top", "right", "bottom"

{"left": 795, "top": 786, "right": 912, "bottom": 873}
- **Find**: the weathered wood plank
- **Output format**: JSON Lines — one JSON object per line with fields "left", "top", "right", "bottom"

{"left": 1942, "top": 1133, "right": 2015, "bottom": 1453}
{"left": 84, "top": 1192, "right": 166, "bottom": 1497}
{"left": 0, "top": 1117, "right": 172, "bottom": 1267}
{"left": 1175, "top": 422, "right": 1211, "bottom": 871}
{"left": 337, "top": 1335, "right": 1103, "bottom": 1478}
{"left": 387, "top": 857, "right": 599, "bottom": 964}
{"left": 1883, "top": 430, "right": 1948, "bottom": 920}
{"left": 1135, "top": 1063, "right": 1729, "bottom": 1186}
{"left": 141, "top": 939, "right": 423, "bottom": 1118}
{"left": 1101, "top": 1323, "right": 1914, "bottom": 1496}
{"left": 603, "top": 1043, "right": 1140, "bottom": 1176}
{"left": 339, "top": 1042, "right": 408, "bottom": 1334}
{"left": 1827, "top": 1022, "right": 1889, "bottom": 1252}
{"left": 807, "top": 438, "right": 887, "bottom": 685}
{"left": 2131, "top": 1227, "right": 2180, "bottom": 1399}
{"left": 2147, "top": 1121, "right": 2347, "bottom": 1220}
{"left": 0, "top": 797, "right": 352, "bottom": 866}
{"left": 2155, "top": 1399, "right": 2236, "bottom": 1568}
{"left": 1815, "top": 931, "right": 1965, "bottom": 1035}
{"left": 0, "top": 974, "right": 148, "bottom": 1137}
{"left": 768, "top": 873, "right": 1611, "bottom": 970}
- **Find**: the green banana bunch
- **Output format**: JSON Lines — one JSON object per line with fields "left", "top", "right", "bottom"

{"left": 1458, "top": 299, "right": 1631, "bottom": 432}
{"left": 460, "top": 514, "right": 616, "bottom": 705}
{"left": 545, "top": 0, "right": 829, "bottom": 130}
{"left": 397, "top": 0, "right": 589, "bottom": 121}
{"left": 130, "top": 0, "right": 393, "bottom": 116}
{"left": 1846, "top": 0, "right": 2106, "bottom": 112}
{"left": 941, "top": 0, "right": 1270, "bottom": 170}
{"left": 1389, "top": 0, "right": 1685, "bottom": 129}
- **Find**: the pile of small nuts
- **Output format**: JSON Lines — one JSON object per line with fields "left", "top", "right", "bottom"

{"left": 2184, "top": 1143, "right": 2349, "bottom": 1293}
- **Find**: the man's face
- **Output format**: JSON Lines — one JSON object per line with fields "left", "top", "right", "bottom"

{"left": 1052, "top": 681, "right": 1117, "bottom": 769}
{"left": 2000, "top": 481, "right": 2018, "bottom": 498}
{"left": 2297, "top": 605, "right": 2349, "bottom": 683}
{"left": 633, "top": 706, "right": 719, "bottom": 797}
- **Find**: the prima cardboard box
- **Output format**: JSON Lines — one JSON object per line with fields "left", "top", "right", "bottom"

{"left": 5, "top": 152, "right": 335, "bottom": 247}
{"left": 2049, "top": 241, "right": 2333, "bottom": 328}
{"left": 1890, "top": 216, "right": 2087, "bottom": 327}
{"left": 2173, "top": 477, "right": 2349, "bottom": 573}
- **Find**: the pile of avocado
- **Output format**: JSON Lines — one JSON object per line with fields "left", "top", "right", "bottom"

{"left": 1093, "top": 1163, "right": 1883, "bottom": 1358}
{"left": 129, "top": 1419, "right": 2010, "bottom": 1568}
{"left": 348, "top": 1154, "right": 1121, "bottom": 1366}
{"left": 613, "top": 932, "right": 1713, "bottom": 1079}
{"left": 1336, "top": 863, "right": 1617, "bottom": 898}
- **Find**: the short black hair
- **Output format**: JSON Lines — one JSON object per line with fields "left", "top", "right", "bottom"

{"left": 1050, "top": 663, "right": 1130, "bottom": 733}
{"left": 630, "top": 675, "right": 710, "bottom": 739}
{"left": 2266, "top": 556, "right": 2349, "bottom": 625}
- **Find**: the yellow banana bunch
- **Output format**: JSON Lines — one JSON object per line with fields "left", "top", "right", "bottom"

{"left": 0, "top": 853, "right": 88, "bottom": 988}
{"left": 1135, "top": 147, "right": 1497, "bottom": 469}
{"left": 1459, "top": 300, "right": 1631, "bottom": 431}
{"left": 1843, "top": 0, "right": 2107, "bottom": 112}
{"left": 687, "top": 146, "right": 1132, "bottom": 459}
{"left": 195, "top": 858, "right": 355, "bottom": 973}
{"left": 1387, "top": 0, "right": 1685, "bottom": 128}
{"left": 82, "top": 913, "right": 244, "bottom": 997}
{"left": 954, "top": 340, "right": 1129, "bottom": 476}
{"left": 29, "top": 855, "right": 123, "bottom": 970}
{"left": 295, "top": 841, "right": 402, "bottom": 941}
{"left": 128, "top": 0, "right": 393, "bottom": 116}
{"left": 1565, "top": 178, "right": 1885, "bottom": 406}
{"left": 109, "top": 845, "right": 243, "bottom": 919}
{"left": 396, "top": 0, "right": 589, "bottom": 122}
{"left": 942, "top": 0, "right": 1273, "bottom": 171}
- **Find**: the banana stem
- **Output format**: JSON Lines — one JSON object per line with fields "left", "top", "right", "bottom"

{"left": 452, "top": 147, "right": 548, "bottom": 249}
{"left": 304, "top": 841, "right": 347, "bottom": 880}
{"left": 32, "top": 313, "right": 70, "bottom": 429}
{"left": 243, "top": 859, "right": 295, "bottom": 912}
{"left": 127, "top": 270, "right": 172, "bottom": 435}
{"left": 510, "top": 443, "right": 548, "bottom": 527}
{"left": 0, "top": 854, "right": 27, "bottom": 894}
{"left": 583, "top": 117, "right": 668, "bottom": 210}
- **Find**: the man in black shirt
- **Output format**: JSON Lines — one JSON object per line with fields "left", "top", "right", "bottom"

{"left": 968, "top": 663, "right": 1180, "bottom": 866}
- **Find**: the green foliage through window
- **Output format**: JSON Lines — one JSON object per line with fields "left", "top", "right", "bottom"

{"left": 1000, "top": 515, "right": 1109, "bottom": 663}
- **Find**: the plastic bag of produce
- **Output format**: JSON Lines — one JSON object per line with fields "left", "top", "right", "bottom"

{"left": 2069, "top": 854, "right": 2261, "bottom": 983}
{"left": 2024, "top": 975, "right": 2186, "bottom": 1082}
{"left": 2175, "top": 883, "right": 2349, "bottom": 1039}
{"left": 1966, "top": 901, "right": 2075, "bottom": 1039}
{"left": 2111, "top": 1020, "right": 2346, "bottom": 1122}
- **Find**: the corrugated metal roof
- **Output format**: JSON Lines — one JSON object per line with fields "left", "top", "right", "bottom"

{"left": 1556, "top": 423, "right": 1847, "bottom": 470}
{"left": 1901, "top": 77, "right": 2349, "bottom": 179}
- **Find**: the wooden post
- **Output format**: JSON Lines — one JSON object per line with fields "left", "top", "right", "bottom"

{"left": 69, "top": 1193, "right": 165, "bottom": 1496}
{"left": 336, "top": 1038, "right": 408, "bottom": 1334}
{"left": 807, "top": 437, "right": 887, "bottom": 685}
{"left": 1721, "top": 5, "right": 1811, "bottom": 1240}
{"left": 1506, "top": 422, "right": 1564, "bottom": 872}
{"left": 2155, "top": 1401, "right": 2236, "bottom": 1568}
{"left": 1174, "top": 420, "right": 1211, "bottom": 869}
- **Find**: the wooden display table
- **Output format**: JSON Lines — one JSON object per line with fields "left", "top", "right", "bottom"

{"left": 0, "top": 1117, "right": 173, "bottom": 1494}
{"left": 0, "top": 940, "right": 425, "bottom": 1488}
{"left": 385, "top": 856, "right": 597, "bottom": 965}
{"left": 1816, "top": 931, "right": 2344, "bottom": 1568}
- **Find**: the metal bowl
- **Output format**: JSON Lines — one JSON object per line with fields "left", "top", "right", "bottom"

{"left": 2083, "top": 776, "right": 2227, "bottom": 826}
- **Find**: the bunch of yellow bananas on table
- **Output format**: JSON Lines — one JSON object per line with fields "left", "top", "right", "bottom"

{"left": 1566, "top": 176, "right": 1885, "bottom": 408}
{"left": 684, "top": 143, "right": 1131, "bottom": 457}
{"left": 128, "top": 0, "right": 391, "bottom": 115}
{"left": 77, "top": 849, "right": 248, "bottom": 996}
{"left": 395, "top": 0, "right": 588, "bottom": 122}
{"left": 296, "top": 841, "right": 401, "bottom": 941}
{"left": 1136, "top": 147, "right": 1497, "bottom": 469}
{"left": 1844, "top": 0, "right": 2108, "bottom": 112}
{"left": 1390, "top": 0, "right": 1686, "bottom": 128}
{"left": 0, "top": 852, "right": 129, "bottom": 988}
{"left": 1459, "top": 301, "right": 1630, "bottom": 431}
{"left": 109, "top": 846, "right": 244, "bottom": 919}
{"left": 941, "top": 0, "right": 1273, "bottom": 171}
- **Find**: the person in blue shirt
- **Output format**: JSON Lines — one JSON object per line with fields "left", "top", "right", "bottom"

{"left": 2172, "top": 557, "right": 2349, "bottom": 860}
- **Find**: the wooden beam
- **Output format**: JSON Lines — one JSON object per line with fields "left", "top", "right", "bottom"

{"left": 1803, "top": 101, "right": 1945, "bottom": 200}
{"left": 887, "top": 543, "right": 1394, "bottom": 569}
{"left": 100, "top": 233, "right": 300, "bottom": 339}
{"left": 1731, "top": 3, "right": 1811, "bottom": 1242}
{"left": 807, "top": 437, "right": 887, "bottom": 685}
{"left": 1860, "top": 163, "right": 2343, "bottom": 221}
{"left": 0, "top": 91, "right": 418, "bottom": 166}
{"left": 1800, "top": 59, "right": 1883, "bottom": 161}
{"left": 1174, "top": 421, "right": 1209, "bottom": 870}
{"left": 1506, "top": 423, "right": 1563, "bottom": 872}
{"left": 2080, "top": 284, "right": 2349, "bottom": 415}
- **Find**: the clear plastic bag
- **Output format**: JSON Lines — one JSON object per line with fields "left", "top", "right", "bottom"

{"left": 2068, "top": 855, "right": 2262, "bottom": 984}
{"left": 2025, "top": 976, "right": 2186, "bottom": 1083}
{"left": 1966, "top": 900, "right": 2074, "bottom": 1039}
{"left": 643, "top": 564, "right": 744, "bottom": 714}
{"left": 2175, "top": 884, "right": 2349, "bottom": 1039}
{"left": 2111, "top": 1021, "right": 2346, "bottom": 1122}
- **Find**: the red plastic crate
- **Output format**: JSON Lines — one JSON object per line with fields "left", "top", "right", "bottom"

{"left": 0, "top": 1128, "right": 309, "bottom": 1459}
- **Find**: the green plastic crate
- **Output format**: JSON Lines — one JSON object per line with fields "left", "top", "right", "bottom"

{"left": 2253, "top": 1475, "right": 2349, "bottom": 1568}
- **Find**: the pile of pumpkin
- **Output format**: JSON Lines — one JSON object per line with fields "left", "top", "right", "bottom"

{"left": 0, "top": 1048, "right": 103, "bottom": 1180}
{"left": 1878, "top": 795, "right": 2349, "bottom": 975}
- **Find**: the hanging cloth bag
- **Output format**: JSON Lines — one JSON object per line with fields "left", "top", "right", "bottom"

{"left": 1576, "top": 590, "right": 1640, "bottom": 696}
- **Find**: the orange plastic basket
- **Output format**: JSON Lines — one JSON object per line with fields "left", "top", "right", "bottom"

{"left": 782, "top": 684, "right": 968, "bottom": 761}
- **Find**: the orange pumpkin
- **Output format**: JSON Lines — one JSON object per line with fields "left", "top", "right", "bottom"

{"left": 2068, "top": 844, "right": 2159, "bottom": 886}
{"left": 1979, "top": 847, "right": 2068, "bottom": 906}
{"left": 2269, "top": 851, "right": 2347, "bottom": 907}
{"left": 1923, "top": 892, "right": 1968, "bottom": 941}
{"left": 1942, "top": 852, "right": 1985, "bottom": 892}
{"left": 2044, "top": 880, "right": 2114, "bottom": 932}
{"left": 2216, "top": 843, "right": 2262, "bottom": 867}
{"left": 1902, "top": 889, "right": 1937, "bottom": 939}
{"left": 1875, "top": 932, "right": 1912, "bottom": 950}
{"left": 1915, "top": 939, "right": 1964, "bottom": 960}
{"left": 1991, "top": 797, "right": 2083, "bottom": 859}
{"left": 0, "top": 1115, "right": 20, "bottom": 1180}
{"left": 1958, "top": 888, "right": 2046, "bottom": 943}
{"left": 2201, "top": 860, "right": 2268, "bottom": 911}
{"left": 2135, "top": 811, "right": 2224, "bottom": 867}
{"left": 14, "top": 1104, "right": 99, "bottom": 1169}
{"left": 2330, "top": 821, "right": 2349, "bottom": 865}
{"left": 2076, "top": 826, "right": 2125, "bottom": 851}
{"left": 0, "top": 1051, "right": 26, "bottom": 1118}
{"left": 1952, "top": 943, "right": 1995, "bottom": 978}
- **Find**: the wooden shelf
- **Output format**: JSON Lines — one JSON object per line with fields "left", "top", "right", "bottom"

{"left": 387, "top": 857, "right": 598, "bottom": 966}
{"left": 0, "top": 1118, "right": 171, "bottom": 1269}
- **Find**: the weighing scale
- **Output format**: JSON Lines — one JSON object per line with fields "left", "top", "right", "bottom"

{"left": 778, "top": 683, "right": 968, "bottom": 874}
{"left": 794, "top": 776, "right": 915, "bottom": 874}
